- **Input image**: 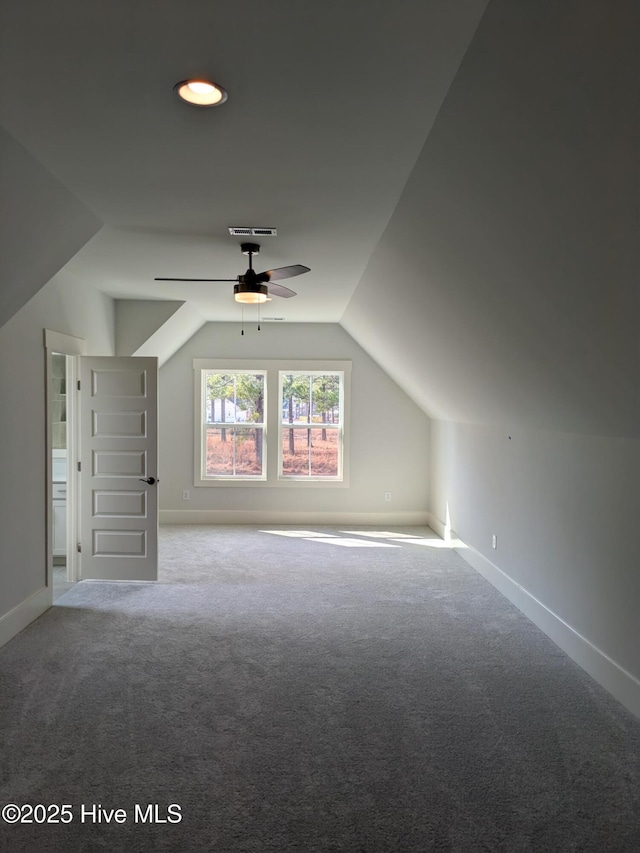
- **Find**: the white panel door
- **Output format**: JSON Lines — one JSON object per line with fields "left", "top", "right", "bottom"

{"left": 80, "top": 357, "right": 158, "bottom": 580}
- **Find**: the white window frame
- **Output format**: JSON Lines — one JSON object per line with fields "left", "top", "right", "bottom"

{"left": 194, "top": 359, "right": 351, "bottom": 488}
{"left": 195, "top": 364, "right": 267, "bottom": 483}
{"left": 278, "top": 369, "right": 345, "bottom": 482}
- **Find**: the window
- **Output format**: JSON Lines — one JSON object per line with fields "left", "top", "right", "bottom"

{"left": 194, "top": 359, "right": 350, "bottom": 487}
{"left": 200, "top": 370, "right": 266, "bottom": 480}
{"left": 279, "top": 372, "right": 343, "bottom": 479}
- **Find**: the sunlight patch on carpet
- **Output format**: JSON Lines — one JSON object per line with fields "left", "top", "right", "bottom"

{"left": 304, "top": 537, "right": 400, "bottom": 548}
{"left": 261, "top": 530, "right": 335, "bottom": 538}
{"left": 392, "top": 537, "right": 467, "bottom": 549}
{"left": 341, "top": 530, "right": 418, "bottom": 539}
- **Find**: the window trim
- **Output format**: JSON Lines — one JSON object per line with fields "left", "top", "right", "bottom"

{"left": 198, "top": 367, "right": 267, "bottom": 481}
{"left": 194, "top": 359, "right": 351, "bottom": 488}
{"left": 278, "top": 369, "right": 345, "bottom": 482}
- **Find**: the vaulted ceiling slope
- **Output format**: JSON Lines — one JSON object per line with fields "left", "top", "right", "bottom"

{"left": 0, "top": 127, "right": 102, "bottom": 329}
{"left": 0, "top": 0, "right": 487, "bottom": 329}
{"left": 343, "top": 0, "right": 640, "bottom": 437}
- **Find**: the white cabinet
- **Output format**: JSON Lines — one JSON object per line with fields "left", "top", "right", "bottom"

{"left": 52, "top": 484, "right": 67, "bottom": 556}
{"left": 52, "top": 450, "right": 67, "bottom": 558}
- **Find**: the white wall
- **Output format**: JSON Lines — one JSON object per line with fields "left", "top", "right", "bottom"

{"left": 430, "top": 422, "right": 640, "bottom": 710}
{"left": 159, "top": 322, "right": 429, "bottom": 523}
{"left": 115, "top": 299, "right": 205, "bottom": 366}
{"left": 0, "top": 125, "right": 103, "bottom": 329}
{"left": 0, "top": 272, "right": 115, "bottom": 641}
{"left": 342, "top": 0, "right": 639, "bottom": 435}
{"left": 0, "top": 123, "right": 107, "bottom": 645}
{"left": 341, "top": 1, "right": 640, "bottom": 715}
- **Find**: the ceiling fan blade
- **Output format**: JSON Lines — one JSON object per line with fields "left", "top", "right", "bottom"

{"left": 257, "top": 264, "right": 310, "bottom": 282}
{"left": 268, "top": 283, "right": 297, "bottom": 298}
{"left": 154, "top": 277, "right": 238, "bottom": 282}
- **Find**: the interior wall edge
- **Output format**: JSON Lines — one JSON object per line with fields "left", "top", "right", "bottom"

{"left": 0, "top": 587, "right": 51, "bottom": 652}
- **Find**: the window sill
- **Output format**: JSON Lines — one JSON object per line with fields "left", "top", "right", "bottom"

{"left": 195, "top": 477, "right": 348, "bottom": 488}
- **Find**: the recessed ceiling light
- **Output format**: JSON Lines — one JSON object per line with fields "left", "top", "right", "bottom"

{"left": 174, "top": 79, "right": 228, "bottom": 107}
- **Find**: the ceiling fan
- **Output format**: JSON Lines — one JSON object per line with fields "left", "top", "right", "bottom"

{"left": 155, "top": 242, "right": 310, "bottom": 304}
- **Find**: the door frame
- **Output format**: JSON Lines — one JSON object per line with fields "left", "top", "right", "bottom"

{"left": 44, "top": 329, "right": 86, "bottom": 591}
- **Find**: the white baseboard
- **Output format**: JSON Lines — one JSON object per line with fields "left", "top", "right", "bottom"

{"left": 0, "top": 587, "right": 52, "bottom": 651}
{"left": 426, "top": 511, "right": 447, "bottom": 539}
{"left": 160, "top": 509, "right": 430, "bottom": 526}
{"left": 456, "top": 542, "right": 640, "bottom": 720}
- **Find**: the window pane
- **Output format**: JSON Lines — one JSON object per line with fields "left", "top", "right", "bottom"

{"left": 234, "top": 427, "right": 264, "bottom": 476}
{"left": 311, "top": 375, "right": 341, "bottom": 425}
{"left": 282, "top": 428, "right": 308, "bottom": 475}
{"left": 281, "top": 375, "right": 341, "bottom": 423}
{"left": 309, "top": 428, "right": 339, "bottom": 476}
{"left": 205, "top": 426, "right": 264, "bottom": 477}
{"left": 281, "top": 428, "right": 339, "bottom": 477}
{"left": 235, "top": 374, "right": 265, "bottom": 423}
{"left": 206, "top": 372, "right": 264, "bottom": 425}
{"left": 206, "top": 373, "right": 234, "bottom": 423}
{"left": 205, "top": 426, "right": 234, "bottom": 475}
{"left": 281, "top": 374, "right": 310, "bottom": 424}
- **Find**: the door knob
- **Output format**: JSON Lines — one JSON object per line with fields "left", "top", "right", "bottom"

{"left": 139, "top": 476, "right": 157, "bottom": 485}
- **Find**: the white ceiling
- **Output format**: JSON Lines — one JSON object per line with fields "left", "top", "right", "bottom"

{"left": 0, "top": 0, "right": 488, "bottom": 323}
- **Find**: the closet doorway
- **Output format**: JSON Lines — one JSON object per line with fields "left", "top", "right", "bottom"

{"left": 45, "top": 330, "right": 84, "bottom": 602}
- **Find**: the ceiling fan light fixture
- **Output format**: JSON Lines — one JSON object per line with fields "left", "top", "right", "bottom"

{"left": 174, "top": 79, "right": 228, "bottom": 107}
{"left": 234, "top": 283, "right": 269, "bottom": 304}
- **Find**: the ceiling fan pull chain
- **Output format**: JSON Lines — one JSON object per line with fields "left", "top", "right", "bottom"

{"left": 257, "top": 304, "right": 261, "bottom": 331}
{"left": 241, "top": 306, "right": 244, "bottom": 336}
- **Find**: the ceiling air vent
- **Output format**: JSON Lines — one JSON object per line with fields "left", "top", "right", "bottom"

{"left": 228, "top": 226, "right": 278, "bottom": 237}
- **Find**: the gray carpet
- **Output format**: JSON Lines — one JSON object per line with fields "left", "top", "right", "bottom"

{"left": 0, "top": 525, "right": 639, "bottom": 852}
{"left": 53, "top": 564, "right": 75, "bottom": 601}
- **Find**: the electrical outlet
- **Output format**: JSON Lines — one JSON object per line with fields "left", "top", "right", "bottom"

{"left": 384, "top": 491, "right": 392, "bottom": 502}
{"left": 182, "top": 490, "right": 190, "bottom": 501}
{"left": 491, "top": 534, "right": 497, "bottom": 549}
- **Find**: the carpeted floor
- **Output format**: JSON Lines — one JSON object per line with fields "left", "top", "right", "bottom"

{"left": 53, "top": 564, "right": 75, "bottom": 601}
{"left": 1, "top": 525, "right": 639, "bottom": 851}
